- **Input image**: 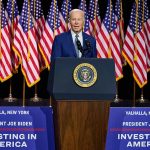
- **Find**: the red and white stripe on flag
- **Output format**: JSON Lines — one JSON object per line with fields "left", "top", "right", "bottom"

{"left": 30, "top": 0, "right": 47, "bottom": 71}
{"left": 0, "top": 3, "right": 12, "bottom": 82}
{"left": 5, "top": 0, "right": 20, "bottom": 72}
{"left": 133, "top": 31, "right": 147, "bottom": 87}
{"left": 122, "top": 1, "right": 147, "bottom": 88}
{"left": 97, "top": 24, "right": 123, "bottom": 80}
{"left": 13, "top": 24, "right": 40, "bottom": 87}
{"left": 144, "top": 18, "right": 150, "bottom": 71}
{"left": 0, "top": 26, "right": 12, "bottom": 82}
{"left": 38, "top": 0, "right": 63, "bottom": 69}
{"left": 88, "top": 0, "right": 101, "bottom": 57}
{"left": 143, "top": 0, "right": 150, "bottom": 71}
{"left": 34, "top": 15, "right": 47, "bottom": 71}
{"left": 96, "top": 0, "right": 123, "bottom": 80}
{"left": 38, "top": 22, "right": 54, "bottom": 69}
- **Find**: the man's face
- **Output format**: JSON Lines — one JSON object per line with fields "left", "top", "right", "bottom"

{"left": 70, "top": 11, "right": 84, "bottom": 34}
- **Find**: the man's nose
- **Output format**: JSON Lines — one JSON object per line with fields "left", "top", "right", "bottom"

{"left": 75, "top": 20, "right": 79, "bottom": 24}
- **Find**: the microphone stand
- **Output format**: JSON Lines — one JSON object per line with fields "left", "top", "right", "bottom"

{"left": 76, "top": 39, "right": 92, "bottom": 58}
{"left": 76, "top": 39, "right": 84, "bottom": 57}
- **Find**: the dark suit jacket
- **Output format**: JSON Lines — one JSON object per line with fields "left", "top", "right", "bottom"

{"left": 51, "top": 30, "right": 97, "bottom": 61}
{"left": 47, "top": 31, "right": 97, "bottom": 95}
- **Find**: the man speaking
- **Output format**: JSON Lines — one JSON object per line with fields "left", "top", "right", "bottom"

{"left": 51, "top": 9, "right": 97, "bottom": 61}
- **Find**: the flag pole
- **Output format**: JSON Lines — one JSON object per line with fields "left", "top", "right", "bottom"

{"left": 93, "top": 0, "right": 97, "bottom": 37}
{"left": 23, "top": 78, "right": 26, "bottom": 107}
{"left": 132, "top": 0, "right": 139, "bottom": 107}
{"left": 22, "top": 0, "right": 31, "bottom": 107}
{"left": 53, "top": 0, "right": 56, "bottom": 37}
{"left": 49, "top": 0, "right": 57, "bottom": 107}
{"left": 4, "top": 79, "right": 17, "bottom": 102}
{"left": 114, "top": 0, "right": 123, "bottom": 103}
{"left": 138, "top": 88, "right": 146, "bottom": 103}
{"left": 0, "top": 0, "right": 2, "bottom": 60}
{"left": 108, "top": 0, "right": 112, "bottom": 58}
{"left": 22, "top": 0, "right": 32, "bottom": 107}
{"left": 4, "top": 0, "right": 17, "bottom": 102}
{"left": 133, "top": 78, "right": 136, "bottom": 107}
{"left": 108, "top": 0, "right": 120, "bottom": 103}
{"left": 136, "top": 0, "right": 148, "bottom": 103}
{"left": 82, "top": 0, "right": 85, "bottom": 31}
{"left": 120, "top": 0, "right": 123, "bottom": 48}
{"left": 30, "top": 0, "right": 43, "bottom": 103}
{"left": 114, "top": 82, "right": 121, "bottom": 103}
{"left": 120, "top": 0, "right": 126, "bottom": 66}
{"left": 65, "top": 0, "right": 69, "bottom": 31}
{"left": 134, "top": 0, "right": 138, "bottom": 61}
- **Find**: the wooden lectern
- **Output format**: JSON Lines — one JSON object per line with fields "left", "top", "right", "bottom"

{"left": 48, "top": 58, "right": 116, "bottom": 150}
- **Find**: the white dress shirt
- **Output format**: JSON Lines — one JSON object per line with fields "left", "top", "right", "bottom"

{"left": 71, "top": 30, "right": 83, "bottom": 58}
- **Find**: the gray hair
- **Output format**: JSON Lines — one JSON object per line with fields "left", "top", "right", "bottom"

{"left": 69, "top": 9, "right": 85, "bottom": 22}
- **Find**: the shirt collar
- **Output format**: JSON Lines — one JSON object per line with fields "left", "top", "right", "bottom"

{"left": 71, "top": 30, "right": 82, "bottom": 38}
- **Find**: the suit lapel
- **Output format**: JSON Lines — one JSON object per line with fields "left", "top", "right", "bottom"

{"left": 67, "top": 31, "right": 77, "bottom": 57}
{"left": 82, "top": 32, "right": 87, "bottom": 51}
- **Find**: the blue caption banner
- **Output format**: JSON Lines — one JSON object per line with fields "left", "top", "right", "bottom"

{"left": 0, "top": 107, "right": 55, "bottom": 150}
{"left": 106, "top": 107, "right": 150, "bottom": 150}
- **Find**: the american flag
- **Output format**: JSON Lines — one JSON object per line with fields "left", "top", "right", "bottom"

{"left": 78, "top": 0, "right": 90, "bottom": 34}
{"left": 60, "top": 0, "right": 72, "bottom": 32}
{"left": 122, "top": 0, "right": 147, "bottom": 88}
{"left": 38, "top": 0, "right": 62, "bottom": 69}
{"left": 143, "top": 0, "right": 150, "bottom": 71}
{"left": 6, "top": 0, "right": 20, "bottom": 72}
{"left": 88, "top": 0, "right": 101, "bottom": 57}
{"left": 12, "top": 0, "right": 40, "bottom": 87}
{"left": 88, "top": 0, "right": 101, "bottom": 37}
{"left": 114, "top": 0, "right": 125, "bottom": 65}
{"left": 0, "top": 1, "right": 12, "bottom": 82}
{"left": 30, "top": 0, "right": 45, "bottom": 41}
{"left": 96, "top": 0, "right": 123, "bottom": 80}
{"left": 30, "top": 0, "right": 46, "bottom": 70}
{"left": 115, "top": 0, "right": 124, "bottom": 44}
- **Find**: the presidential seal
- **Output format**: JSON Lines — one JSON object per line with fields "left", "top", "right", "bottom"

{"left": 73, "top": 63, "right": 97, "bottom": 87}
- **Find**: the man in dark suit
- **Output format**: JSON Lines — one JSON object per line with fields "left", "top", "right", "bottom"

{"left": 47, "top": 9, "right": 97, "bottom": 95}
{"left": 51, "top": 9, "right": 97, "bottom": 61}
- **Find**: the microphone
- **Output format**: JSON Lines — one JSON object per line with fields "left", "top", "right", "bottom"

{"left": 76, "top": 38, "right": 92, "bottom": 57}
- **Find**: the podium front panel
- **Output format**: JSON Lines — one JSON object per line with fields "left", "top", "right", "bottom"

{"left": 48, "top": 58, "right": 116, "bottom": 100}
